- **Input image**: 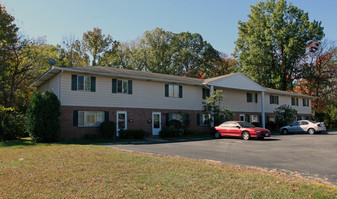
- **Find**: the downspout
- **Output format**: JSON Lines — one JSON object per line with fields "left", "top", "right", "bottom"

{"left": 210, "top": 85, "right": 214, "bottom": 127}
{"left": 261, "top": 91, "right": 265, "bottom": 128}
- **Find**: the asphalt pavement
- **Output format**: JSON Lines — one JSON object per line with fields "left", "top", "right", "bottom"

{"left": 107, "top": 131, "right": 337, "bottom": 186}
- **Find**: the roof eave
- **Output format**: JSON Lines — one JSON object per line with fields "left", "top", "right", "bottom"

{"left": 34, "top": 66, "right": 203, "bottom": 87}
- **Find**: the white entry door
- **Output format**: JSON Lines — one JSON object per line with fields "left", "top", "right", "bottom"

{"left": 152, "top": 112, "right": 161, "bottom": 136}
{"left": 116, "top": 111, "right": 127, "bottom": 137}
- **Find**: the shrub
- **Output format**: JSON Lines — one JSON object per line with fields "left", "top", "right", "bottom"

{"left": 0, "top": 111, "right": 26, "bottom": 141}
{"left": 26, "top": 91, "right": 60, "bottom": 142}
{"left": 159, "top": 128, "right": 179, "bottom": 138}
{"left": 100, "top": 121, "right": 116, "bottom": 138}
{"left": 324, "top": 104, "right": 337, "bottom": 128}
{"left": 168, "top": 119, "right": 183, "bottom": 129}
{"left": 183, "top": 128, "right": 198, "bottom": 135}
{"left": 119, "top": 129, "right": 146, "bottom": 139}
{"left": 274, "top": 104, "right": 297, "bottom": 127}
{"left": 84, "top": 133, "right": 103, "bottom": 140}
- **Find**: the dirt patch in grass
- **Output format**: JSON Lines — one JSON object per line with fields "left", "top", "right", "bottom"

{"left": 0, "top": 144, "right": 336, "bottom": 198}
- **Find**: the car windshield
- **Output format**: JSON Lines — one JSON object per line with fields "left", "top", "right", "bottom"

{"left": 238, "top": 122, "right": 255, "bottom": 128}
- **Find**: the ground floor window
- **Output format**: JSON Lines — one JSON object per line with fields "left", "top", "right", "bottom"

{"left": 201, "top": 114, "right": 210, "bottom": 126}
{"left": 78, "top": 111, "right": 104, "bottom": 127}
{"left": 166, "top": 112, "right": 189, "bottom": 127}
{"left": 268, "top": 115, "right": 276, "bottom": 123}
{"left": 250, "top": 115, "right": 259, "bottom": 123}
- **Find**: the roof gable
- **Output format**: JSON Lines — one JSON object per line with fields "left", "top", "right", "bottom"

{"left": 203, "top": 72, "right": 266, "bottom": 92}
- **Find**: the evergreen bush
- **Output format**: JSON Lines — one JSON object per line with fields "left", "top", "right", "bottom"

{"left": 119, "top": 129, "right": 146, "bottom": 139}
{"left": 26, "top": 91, "right": 60, "bottom": 142}
{"left": 99, "top": 121, "right": 116, "bottom": 138}
{"left": 0, "top": 111, "right": 26, "bottom": 141}
{"left": 159, "top": 128, "right": 179, "bottom": 138}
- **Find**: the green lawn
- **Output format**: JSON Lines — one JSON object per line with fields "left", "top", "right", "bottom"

{"left": 0, "top": 142, "right": 336, "bottom": 198}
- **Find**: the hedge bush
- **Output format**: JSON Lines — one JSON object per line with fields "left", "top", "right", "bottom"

{"left": 119, "top": 129, "right": 147, "bottom": 139}
{"left": 0, "top": 111, "right": 26, "bottom": 141}
{"left": 100, "top": 121, "right": 116, "bottom": 138}
{"left": 26, "top": 91, "right": 60, "bottom": 142}
{"left": 168, "top": 119, "right": 183, "bottom": 129}
{"left": 159, "top": 128, "right": 179, "bottom": 138}
{"left": 84, "top": 133, "right": 103, "bottom": 140}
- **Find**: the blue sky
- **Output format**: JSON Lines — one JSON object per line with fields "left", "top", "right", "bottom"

{"left": 2, "top": 0, "right": 337, "bottom": 54}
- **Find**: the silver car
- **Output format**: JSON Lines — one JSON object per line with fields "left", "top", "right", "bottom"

{"left": 280, "top": 120, "right": 327, "bottom": 135}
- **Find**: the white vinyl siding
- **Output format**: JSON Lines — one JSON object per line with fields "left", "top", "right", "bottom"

{"left": 219, "top": 88, "right": 261, "bottom": 112}
{"left": 265, "top": 94, "right": 311, "bottom": 115}
{"left": 61, "top": 72, "right": 202, "bottom": 110}
{"left": 55, "top": 72, "right": 311, "bottom": 115}
{"left": 37, "top": 73, "right": 60, "bottom": 99}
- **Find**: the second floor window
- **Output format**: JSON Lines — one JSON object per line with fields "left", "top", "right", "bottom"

{"left": 303, "top": 99, "right": 309, "bottom": 107}
{"left": 291, "top": 97, "right": 299, "bottom": 106}
{"left": 165, "top": 84, "right": 182, "bottom": 98}
{"left": 71, "top": 75, "right": 96, "bottom": 92}
{"left": 270, "top": 95, "right": 279, "bottom": 104}
{"left": 247, "top": 93, "right": 258, "bottom": 103}
{"left": 112, "top": 79, "right": 132, "bottom": 94}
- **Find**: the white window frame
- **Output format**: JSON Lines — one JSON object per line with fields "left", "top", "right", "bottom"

{"left": 303, "top": 99, "right": 309, "bottom": 107}
{"left": 270, "top": 95, "right": 279, "bottom": 104}
{"left": 201, "top": 114, "right": 211, "bottom": 126}
{"left": 117, "top": 79, "right": 128, "bottom": 94}
{"left": 169, "top": 85, "right": 179, "bottom": 98}
{"left": 292, "top": 97, "right": 299, "bottom": 106}
{"left": 77, "top": 75, "right": 91, "bottom": 91}
{"left": 78, "top": 111, "right": 104, "bottom": 127}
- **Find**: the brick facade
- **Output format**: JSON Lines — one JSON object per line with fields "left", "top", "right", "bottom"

{"left": 61, "top": 106, "right": 313, "bottom": 140}
{"left": 60, "top": 106, "right": 210, "bottom": 140}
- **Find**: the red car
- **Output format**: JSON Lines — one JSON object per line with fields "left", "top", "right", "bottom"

{"left": 210, "top": 121, "right": 271, "bottom": 140}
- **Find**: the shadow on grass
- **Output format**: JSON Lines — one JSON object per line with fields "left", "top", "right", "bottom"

{"left": 0, "top": 138, "right": 36, "bottom": 148}
{"left": 1, "top": 133, "right": 213, "bottom": 147}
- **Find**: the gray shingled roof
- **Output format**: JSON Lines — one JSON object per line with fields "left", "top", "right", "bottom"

{"left": 74, "top": 66, "right": 204, "bottom": 84}
{"left": 265, "top": 88, "right": 314, "bottom": 98}
{"left": 31, "top": 66, "right": 312, "bottom": 98}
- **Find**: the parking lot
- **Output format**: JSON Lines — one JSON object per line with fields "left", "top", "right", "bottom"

{"left": 110, "top": 131, "right": 337, "bottom": 186}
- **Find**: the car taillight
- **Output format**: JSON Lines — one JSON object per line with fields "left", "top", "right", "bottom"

{"left": 317, "top": 124, "right": 321, "bottom": 127}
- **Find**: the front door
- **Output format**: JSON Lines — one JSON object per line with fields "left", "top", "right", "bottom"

{"left": 117, "top": 111, "right": 127, "bottom": 137}
{"left": 152, "top": 112, "right": 161, "bottom": 136}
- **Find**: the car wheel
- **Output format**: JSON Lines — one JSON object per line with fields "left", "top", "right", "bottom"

{"left": 242, "top": 131, "right": 250, "bottom": 140}
{"left": 308, "top": 128, "right": 315, "bottom": 135}
{"left": 282, "top": 129, "right": 288, "bottom": 135}
{"left": 214, "top": 131, "right": 221, "bottom": 139}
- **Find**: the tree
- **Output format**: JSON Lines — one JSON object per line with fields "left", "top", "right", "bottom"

{"left": 202, "top": 90, "right": 233, "bottom": 126}
{"left": 138, "top": 27, "right": 175, "bottom": 74}
{"left": 234, "top": 0, "right": 324, "bottom": 91}
{"left": 295, "top": 40, "right": 337, "bottom": 115}
{"left": 208, "top": 53, "right": 240, "bottom": 78}
{"left": 274, "top": 104, "right": 297, "bottom": 126}
{"left": 171, "top": 31, "right": 220, "bottom": 77}
{"left": 60, "top": 35, "right": 89, "bottom": 67}
{"left": 26, "top": 91, "right": 60, "bottom": 142}
{"left": 82, "top": 27, "right": 118, "bottom": 66}
{"left": 0, "top": 3, "right": 18, "bottom": 72}
{"left": 104, "top": 27, "right": 222, "bottom": 78}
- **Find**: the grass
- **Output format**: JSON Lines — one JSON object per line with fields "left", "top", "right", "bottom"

{"left": 0, "top": 144, "right": 336, "bottom": 198}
